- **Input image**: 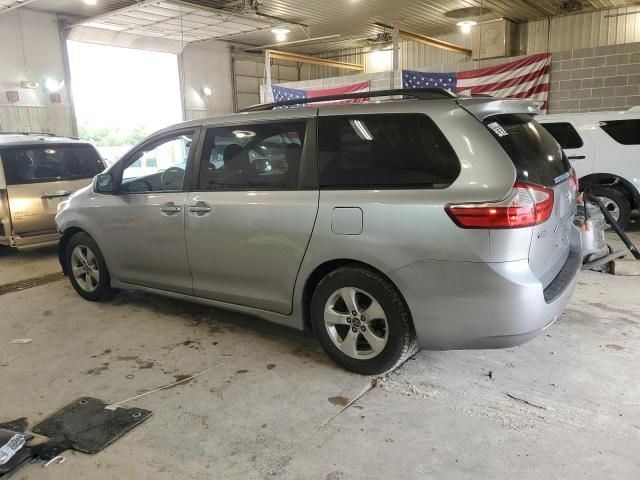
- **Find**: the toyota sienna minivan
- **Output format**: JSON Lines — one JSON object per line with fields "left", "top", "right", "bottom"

{"left": 56, "top": 89, "right": 582, "bottom": 374}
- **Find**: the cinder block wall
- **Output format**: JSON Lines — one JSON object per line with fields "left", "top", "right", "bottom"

{"left": 549, "top": 42, "right": 640, "bottom": 113}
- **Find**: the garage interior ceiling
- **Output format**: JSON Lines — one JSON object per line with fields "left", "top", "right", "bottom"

{"left": 4, "top": 0, "right": 640, "bottom": 53}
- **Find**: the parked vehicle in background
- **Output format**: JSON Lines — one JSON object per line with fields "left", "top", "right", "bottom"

{"left": 56, "top": 90, "right": 581, "bottom": 374}
{"left": 0, "top": 133, "right": 105, "bottom": 250}
{"left": 537, "top": 110, "right": 640, "bottom": 229}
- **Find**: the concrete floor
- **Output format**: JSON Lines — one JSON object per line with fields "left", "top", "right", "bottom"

{"left": 1, "top": 225, "right": 639, "bottom": 479}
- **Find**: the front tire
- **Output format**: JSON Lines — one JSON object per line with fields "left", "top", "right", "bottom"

{"left": 311, "top": 265, "right": 416, "bottom": 375}
{"left": 65, "top": 232, "right": 116, "bottom": 302}
{"left": 591, "top": 187, "right": 631, "bottom": 230}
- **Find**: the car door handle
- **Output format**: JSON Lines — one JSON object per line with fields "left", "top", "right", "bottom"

{"left": 41, "top": 190, "right": 71, "bottom": 198}
{"left": 188, "top": 204, "right": 212, "bottom": 215}
{"left": 568, "top": 155, "right": 586, "bottom": 160}
{"left": 160, "top": 203, "right": 181, "bottom": 215}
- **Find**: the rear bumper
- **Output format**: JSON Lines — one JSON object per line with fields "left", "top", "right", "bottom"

{"left": 388, "top": 227, "right": 582, "bottom": 350}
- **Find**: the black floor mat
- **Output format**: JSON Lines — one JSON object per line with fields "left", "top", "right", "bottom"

{"left": 32, "top": 397, "right": 151, "bottom": 454}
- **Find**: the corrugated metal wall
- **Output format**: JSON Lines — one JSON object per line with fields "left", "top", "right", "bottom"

{"left": 0, "top": 105, "right": 73, "bottom": 136}
{"left": 525, "top": 6, "right": 640, "bottom": 53}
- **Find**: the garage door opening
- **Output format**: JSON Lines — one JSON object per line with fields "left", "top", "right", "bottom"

{"left": 67, "top": 41, "right": 183, "bottom": 164}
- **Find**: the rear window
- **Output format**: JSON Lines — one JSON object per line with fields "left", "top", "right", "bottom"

{"left": 598, "top": 119, "right": 640, "bottom": 145}
{"left": 484, "top": 114, "right": 571, "bottom": 187}
{"left": 318, "top": 114, "right": 460, "bottom": 189}
{"left": 0, "top": 144, "right": 104, "bottom": 185}
{"left": 539, "top": 122, "right": 584, "bottom": 149}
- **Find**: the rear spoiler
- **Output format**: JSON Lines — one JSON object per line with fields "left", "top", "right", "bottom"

{"left": 455, "top": 97, "right": 544, "bottom": 121}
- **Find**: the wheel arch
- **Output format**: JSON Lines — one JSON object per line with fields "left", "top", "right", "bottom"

{"left": 299, "top": 258, "right": 413, "bottom": 332}
{"left": 58, "top": 227, "right": 88, "bottom": 275}
{"left": 579, "top": 173, "right": 640, "bottom": 209}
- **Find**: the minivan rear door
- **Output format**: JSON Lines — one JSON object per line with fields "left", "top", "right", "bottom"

{"left": 0, "top": 144, "right": 104, "bottom": 238}
{"left": 482, "top": 113, "right": 578, "bottom": 288}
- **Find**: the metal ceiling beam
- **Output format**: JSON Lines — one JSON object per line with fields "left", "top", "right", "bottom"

{"left": 0, "top": 0, "right": 41, "bottom": 16}
{"left": 267, "top": 49, "right": 364, "bottom": 71}
{"left": 399, "top": 28, "right": 472, "bottom": 56}
{"left": 374, "top": 21, "right": 472, "bottom": 57}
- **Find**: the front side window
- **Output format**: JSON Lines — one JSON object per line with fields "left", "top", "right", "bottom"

{"left": 198, "top": 122, "right": 306, "bottom": 191}
{"left": 317, "top": 114, "right": 460, "bottom": 189}
{"left": 0, "top": 144, "right": 104, "bottom": 185}
{"left": 120, "top": 132, "right": 193, "bottom": 193}
{"left": 540, "top": 122, "right": 584, "bottom": 149}
{"left": 599, "top": 119, "right": 640, "bottom": 145}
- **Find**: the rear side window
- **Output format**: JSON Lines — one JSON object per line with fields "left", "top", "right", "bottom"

{"left": 598, "top": 119, "right": 640, "bottom": 145}
{"left": 484, "top": 114, "right": 571, "bottom": 187}
{"left": 539, "top": 122, "right": 584, "bottom": 149}
{"left": 0, "top": 144, "right": 104, "bottom": 185}
{"left": 317, "top": 114, "right": 460, "bottom": 189}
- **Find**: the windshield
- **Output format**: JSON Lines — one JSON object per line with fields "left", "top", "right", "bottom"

{"left": 484, "top": 114, "right": 571, "bottom": 187}
{"left": 0, "top": 144, "right": 104, "bottom": 185}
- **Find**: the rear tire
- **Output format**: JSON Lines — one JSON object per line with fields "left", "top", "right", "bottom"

{"left": 65, "top": 232, "right": 117, "bottom": 302}
{"left": 591, "top": 187, "right": 631, "bottom": 230}
{"left": 311, "top": 265, "right": 417, "bottom": 375}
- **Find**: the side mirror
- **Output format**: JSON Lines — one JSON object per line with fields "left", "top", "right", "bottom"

{"left": 95, "top": 173, "right": 114, "bottom": 194}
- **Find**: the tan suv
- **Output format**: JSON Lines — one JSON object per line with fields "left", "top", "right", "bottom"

{"left": 0, "top": 133, "right": 105, "bottom": 250}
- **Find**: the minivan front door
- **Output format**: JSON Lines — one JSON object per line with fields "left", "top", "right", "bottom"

{"left": 95, "top": 129, "right": 198, "bottom": 294}
{"left": 185, "top": 118, "right": 318, "bottom": 314}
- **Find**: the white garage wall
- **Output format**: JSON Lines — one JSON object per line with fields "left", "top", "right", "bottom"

{"left": 0, "top": 10, "right": 73, "bottom": 135}
{"left": 181, "top": 40, "right": 234, "bottom": 120}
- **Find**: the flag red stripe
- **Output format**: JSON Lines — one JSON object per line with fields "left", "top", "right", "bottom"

{"left": 507, "top": 82, "right": 549, "bottom": 99}
{"left": 457, "top": 65, "right": 550, "bottom": 95}
{"left": 457, "top": 53, "right": 551, "bottom": 80}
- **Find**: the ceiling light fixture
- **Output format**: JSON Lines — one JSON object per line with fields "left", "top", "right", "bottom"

{"left": 456, "top": 20, "right": 477, "bottom": 34}
{"left": 83, "top": 0, "right": 97, "bottom": 5}
{"left": 271, "top": 27, "right": 290, "bottom": 42}
{"left": 202, "top": 86, "right": 212, "bottom": 97}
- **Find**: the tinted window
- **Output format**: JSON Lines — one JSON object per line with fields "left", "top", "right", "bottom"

{"left": 317, "top": 114, "right": 460, "bottom": 189}
{"left": 484, "top": 114, "right": 571, "bottom": 187}
{"left": 121, "top": 132, "right": 193, "bottom": 193}
{"left": 599, "top": 119, "right": 640, "bottom": 145}
{"left": 540, "top": 122, "right": 584, "bottom": 149}
{"left": 0, "top": 144, "right": 103, "bottom": 185}
{"left": 198, "top": 122, "right": 305, "bottom": 191}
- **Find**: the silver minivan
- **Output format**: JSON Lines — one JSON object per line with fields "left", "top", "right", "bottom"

{"left": 56, "top": 89, "right": 582, "bottom": 374}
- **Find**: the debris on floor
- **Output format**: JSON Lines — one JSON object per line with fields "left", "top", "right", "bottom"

{"left": 9, "top": 339, "right": 32, "bottom": 345}
{"left": 0, "top": 398, "right": 151, "bottom": 477}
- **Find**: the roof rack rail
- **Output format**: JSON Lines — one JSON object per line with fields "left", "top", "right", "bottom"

{"left": 240, "top": 88, "right": 456, "bottom": 112}
{"left": 0, "top": 132, "right": 80, "bottom": 140}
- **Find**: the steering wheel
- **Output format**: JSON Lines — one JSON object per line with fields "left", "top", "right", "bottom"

{"left": 161, "top": 167, "right": 185, "bottom": 189}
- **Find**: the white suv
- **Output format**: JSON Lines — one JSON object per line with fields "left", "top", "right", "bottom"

{"left": 537, "top": 109, "right": 640, "bottom": 229}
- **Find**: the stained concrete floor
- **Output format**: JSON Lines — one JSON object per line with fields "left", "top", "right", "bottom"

{"left": 0, "top": 226, "right": 639, "bottom": 479}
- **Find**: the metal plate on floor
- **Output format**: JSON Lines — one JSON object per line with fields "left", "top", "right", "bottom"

{"left": 32, "top": 397, "right": 151, "bottom": 454}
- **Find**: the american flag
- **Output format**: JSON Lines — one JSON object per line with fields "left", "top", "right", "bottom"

{"left": 402, "top": 71, "right": 457, "bottom": 91}
{"left": 403, "top": 53, "right": 552, "bottom": 111}
{"left": 272, "top": 81, "right": 370, "bottom": 107}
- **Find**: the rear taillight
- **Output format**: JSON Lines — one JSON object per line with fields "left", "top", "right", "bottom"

{"left": 445, "top": 181, "right": 554, "bottom": 229}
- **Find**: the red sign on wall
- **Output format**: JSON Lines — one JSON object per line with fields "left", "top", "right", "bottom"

{"left": 6, "top": 91, "right": 19, "bottom": 103}
{"left": 49, "top": 93, "right": 62, "bottom": 104}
